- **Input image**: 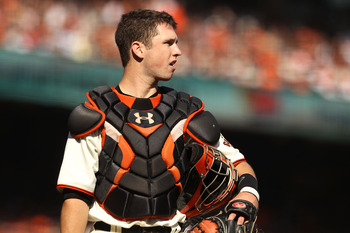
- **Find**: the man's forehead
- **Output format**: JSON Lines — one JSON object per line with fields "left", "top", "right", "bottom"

{"left": 155, "top": 23, "right": 177, "bottom": 38}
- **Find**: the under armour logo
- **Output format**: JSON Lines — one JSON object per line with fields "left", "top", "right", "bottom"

{"left": 134, "top": 112, "right": 154, "bottom": 124}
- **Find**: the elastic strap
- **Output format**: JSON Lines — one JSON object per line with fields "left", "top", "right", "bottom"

{"left": 237, "top": 173, "right": 260, "bottom": 201}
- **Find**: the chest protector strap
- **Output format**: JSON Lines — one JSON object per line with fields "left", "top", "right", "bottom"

{"left": 86, "top": 86, "right": 204, "bottom": 221}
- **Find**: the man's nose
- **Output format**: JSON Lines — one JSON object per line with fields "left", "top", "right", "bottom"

{"left": 174, "top": 44, "right": 182, "bottom": 57}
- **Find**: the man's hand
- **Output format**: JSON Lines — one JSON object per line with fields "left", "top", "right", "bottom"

{"left": 228, "top": 192, "right": 259, "bottom": 224}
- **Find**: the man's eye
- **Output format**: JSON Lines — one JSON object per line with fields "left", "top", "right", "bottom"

{"left": 165, "top": 40, "right": 175, "bottom": 45}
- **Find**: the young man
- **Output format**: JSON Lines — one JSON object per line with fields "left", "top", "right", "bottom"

{"left": 57, "top": 9, "right": 259, "bottom": 233}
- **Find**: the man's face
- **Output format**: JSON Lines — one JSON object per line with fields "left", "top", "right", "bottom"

{"left": 143, "top": 23, "right": 182, "bottom": 81}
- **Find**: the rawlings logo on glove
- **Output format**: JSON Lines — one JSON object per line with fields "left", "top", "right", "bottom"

{"left": 232, "top": 202, "right": 246, "bottom": 208}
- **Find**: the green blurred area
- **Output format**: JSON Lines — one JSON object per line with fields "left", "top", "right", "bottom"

{"left": 2, "top": 50, "right": 350, "bottom": 143}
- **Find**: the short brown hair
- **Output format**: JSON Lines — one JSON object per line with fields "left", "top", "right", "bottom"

{"left": 115, "top": 9, "right": 177, "bottom": 67}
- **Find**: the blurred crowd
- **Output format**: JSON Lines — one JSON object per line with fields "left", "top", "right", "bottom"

{"left": 1, "top": 0, "right": 350, "bottom": 101}
{"left": 0, "top": 215, "right": 59, "bottom": 233}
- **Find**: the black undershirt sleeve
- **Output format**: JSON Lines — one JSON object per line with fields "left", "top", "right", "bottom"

{"left": 62, "top": 188, "right": 95, "bottom": 208}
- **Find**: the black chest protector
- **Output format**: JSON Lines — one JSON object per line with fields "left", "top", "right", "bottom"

{"left": 88, "top": 86, "right": 204, "bottom": 221}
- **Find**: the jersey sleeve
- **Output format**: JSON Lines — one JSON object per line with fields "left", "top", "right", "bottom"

{"left": 57, "top": 130, "right": 102, "bottom": 196}
{"left": 215, "top": 134, "right": 246, "bottom": 165}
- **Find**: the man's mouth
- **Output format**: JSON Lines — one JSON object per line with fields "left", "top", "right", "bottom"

{"left": 170, "top": 60, "right": 177, "bottom": 70}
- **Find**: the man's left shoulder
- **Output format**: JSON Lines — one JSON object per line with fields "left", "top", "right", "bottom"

{"left": 186, "top": 111, "right": 220, "bottom": 146}
{"left": 159, "top": 86, "right": 204, "bottom": 112}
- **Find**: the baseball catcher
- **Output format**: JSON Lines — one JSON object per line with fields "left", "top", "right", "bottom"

{"left": 57, "top": 9, "right": 261, "bottom": 233}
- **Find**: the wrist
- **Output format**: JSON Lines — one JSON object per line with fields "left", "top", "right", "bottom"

{"left": 240, "top": 187, "right": 260, "bottom": 201}
{"left": 237, "top": 173, "right": 260, "bottom": 201}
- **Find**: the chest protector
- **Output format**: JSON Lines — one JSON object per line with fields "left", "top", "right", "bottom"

{"left": 87, "top": 86, "right": 204, "bottom": 221}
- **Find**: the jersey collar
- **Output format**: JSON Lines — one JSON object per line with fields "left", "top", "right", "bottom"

{"left": 111, "top": 86, "right": 162, "bottom": 110}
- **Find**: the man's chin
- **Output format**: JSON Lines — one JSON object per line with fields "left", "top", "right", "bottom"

{"left": 157, "top": 75, "right": 174, "bottom": 82}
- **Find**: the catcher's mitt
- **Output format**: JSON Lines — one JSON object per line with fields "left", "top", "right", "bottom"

{"left": 181, "top": 200, "right": 260, "bottom": 233}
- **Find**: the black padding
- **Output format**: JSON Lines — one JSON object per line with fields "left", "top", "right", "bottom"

{"left": 122, "top": 124, "right": 148, "bottom": 158}
{"left": 159, "top": 87, "right": 177, "bottom": 107}
{"left": 105, "top": 160, "right": 120, "bottom": 184}
{"left": 101, "top": 136, "right": 117, "bottom": 161}
{"left": 132, "top": 98, "right": 153, "bottom": 110}
{"left": 67, "top": 103, "right": 103, "bottom": 136}
{"left": 98, "top": 151, "right": 112, "bottom": 176}
{"left": 153, "top": 194, "right": 170, "bottom": 216}
{"left": 174, "top": 137, "right": 185, "bottom": 161}
{"left": 120, "top": 173, "right": 150, "bottom": 196}
{"left": 95, "top": 97, "right": 108, "bottom": 112}
{"left": 102, "top": 91, "right": 120, "bottom": 107}
{"left": 189, "top": 97, "right": 203, "bottom": 112}
{"left": 113, "top": 147, "right": 123, "bottom": 167}
{"left": 91, "top": 85, "right": 111, "bottom": 96}
{"left": 89, "top": 86, "right": 112, "bottom": 111}
{"left": 177, "top": 167, "right": 201, "bottom": 210}
{"left": 151, "top": 171, "right": 176, "bottom": 195}
{"left": 174, "top": 155, "right": 189, "bottom": 178}
{"left": 112, "top": 102, "right": 130, "bottom": 120}
{"left": 155, "top": 102, "right": 173, "bottom": 120}
{"left": 125, "top": 194, "right": 152, "bottom": 218}
{"left": 187, "top": 143, "right": 205, "bottom": 165}
{"left": 95, "top": 177, "right": 114, "bottom": 203}
{"left": 177, "top": 92, "right": 190, "bottom": 104}
{"left": 130, "top": 156, "right": 148, "bottom": 178}
{"left": 168, "top": 186, "right": 180, "bottom": 212}
{"left": 187, "top": 111, "right": 220, "bottom": 145}
{"left": 106, "top": 111, "right": 124, "bottom": 132}
{"left": 153, "top": 187, "right": 179, "bottom": 217}
{"left": 165, "top": 110, "right": 182, "bottom": 128}
{"left": 150, "top": 155, "right": 167, "bottom": 178}
{"left": 176, "top": 92, "right": 191, "bottom": 116}
{"left": 148, "top": 125, "right": 170, "bottom": 156}
{"left": 104, "top": 186, "right": 129, "bottom": 217}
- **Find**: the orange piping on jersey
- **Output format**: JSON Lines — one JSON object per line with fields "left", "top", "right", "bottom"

{"left": 233, "top": 158, "right": 246, "bottom": 166}
{"left": 118, "top": 135, "right": 135, "bottom": 169}
{"left": 56, "top": 184, "right": 94, "bottom": 197}
{"left": 161, "top": 135, "right": 175, "bottom": 168}
{"left": 111, "top": 86, "right": 135, "bottom": 108}
{"left": 126, "top": 123, "right": 163, "bottom": 137}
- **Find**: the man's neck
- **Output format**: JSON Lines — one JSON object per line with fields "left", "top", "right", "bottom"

{"left": 118, "top": 68, "right": 158, "bottom": 98}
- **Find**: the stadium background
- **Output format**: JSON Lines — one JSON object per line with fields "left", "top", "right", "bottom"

{"left": 1, "top": 0, "right": 349, "bottom": 232}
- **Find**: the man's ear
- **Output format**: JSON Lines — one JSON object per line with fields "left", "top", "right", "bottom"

{"left": 131, "top": 41, "right": 145, "bottom": 60}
